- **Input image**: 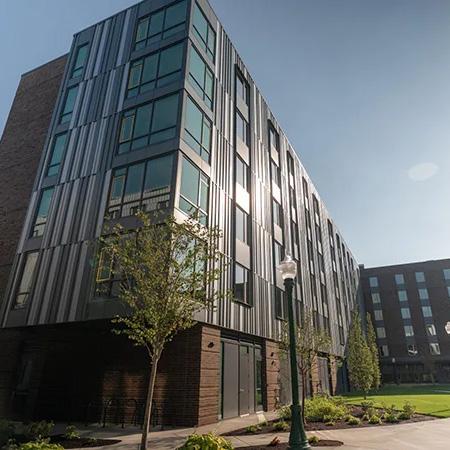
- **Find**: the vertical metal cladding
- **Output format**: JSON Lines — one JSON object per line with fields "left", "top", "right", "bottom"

{"left": 1, "top": 0, "right": 359, "bottom": 358}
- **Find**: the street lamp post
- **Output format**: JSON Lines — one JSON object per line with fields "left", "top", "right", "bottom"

{"left": 277, "top": 255, "right": 310, "bottom": 450}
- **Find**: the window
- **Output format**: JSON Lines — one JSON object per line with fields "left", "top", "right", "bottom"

{"left": 134, "top": 0, "right": 187, "bottom": 50}
{"left": 371, "top": 292, "right": 381, "bottom": 304}
{"left": 274, "top": 242, "right": 283, "bottom": 266}
{"left": 236, "top": 156, "right": 249, "bottom": 191}
{"left": 408, "top": 344, "right": 418, "bottom": 356}
{"left": 189, "top": 45, "right": 214, "bottom": 109}
{"left": 376, "top": 327, "right": 386, "bottom": 339}
{"left": 275, "top": 287, "right": 287, "bottom": 319}
{"left": 430, "top": 343, "right": 441, "bottom": 355}
{"left": 118, "top": 93, "right": 179, "bottom": 154}
{"left": 404, "top": 325, "right": 414, "bottom": 337}
{"left": 398, "top": 290, "right": 408, "bottom": 302}
{"left": 444, "top": 269, "right": 450, "bottom": 280}
{"left": 60, "top": 85, "right": 78, "bottom": 124}
{"left": 269, "top": 126, "right": 279, "bottom": 152}
{"left": 418, "top": 288, "right": 429, "bottom": 300}
{"left": 46, "top": 133, "right": 67, "bottom": 177}
{"left": 379, "top": 345, "right": 389, "bottom": 357}
{"left": 415, "top": 271, "right": 425, "bottom": 283}
{"left": 127, "top": 43, "right": 183, "bottom": 98}
{"left": 192, "top": 3, "right": 216, "bottom": 61}
{"left": 374, "top": 309, "right": 383, "bottom": 321}
{"left": 95, "top": 250, "right": 122, "bottom": 298}
{"left": 31, "top": 188, "right": 54, "bottom": 237}
{"left": 422, "top": 306, "right": 433, "bottom": 318}
{"left": 426, "top": 324, "right": 436, "bottom": 336}
{"left": 71, "top": 43, "right": 89, "bottom": 78}
{"left": 400, "top": 307, "right": 411, "bottom": 319}
{"left": 271, "top": 161, "right": 281, "bottom": 187}
{"left": 272, "top": 199, "right": 282, "bottom": 227}
{"left": 107, "top": 155, "right": 173, "bottom": 218}
{"left": 369, "top": 276, "right": 378, "bottom": 288}
{"left": 236, "top": 73, "right": 249, "bottom": 105}
{"left": 179, "top": 157, "right": 209, "bottom": 224}
{"left": 236, "top": 112, "right": 249, "bottom": 146}
{"left": 13, "top": 252, "right": 38, "bottom": 309}
{"left": 235, "top": 207, "right": 249, "bottom": 244}
{"left": 235, "top": 263, "right": 251, "bottom": 305}
{"left": 395, "top": 273, "right": 405, "bottom": 285}
{"left": 184, "top": 96, "right": 212, "bottom": 162}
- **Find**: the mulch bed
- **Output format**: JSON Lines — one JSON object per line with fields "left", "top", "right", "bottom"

{"left": 223, "top": 405, "right": 434, "bottom": 436}
{"left": 51, "top": 436, "right": 122, "bottom": 449}
{"left": 235, "top": 441, "right": 344, "bottom": 449}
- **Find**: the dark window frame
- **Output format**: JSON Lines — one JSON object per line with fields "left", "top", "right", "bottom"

{"left": 70, "top": 43, "right": 89, "bottom": 79}
{"left": 192, "top": 2, "right": 216, "bottom": 61}
{"left": 234, "top": 262, "right": 252, "bottom": 306}
{"left": 188, "top": 43, "right": 214, "bottom": 109}
{"left": 46, "top": 132, "right": 68, "bottom": 177}
{"left": 59, "top": 85, "right": 79, "bottom": 124}
{"left": 31, "top": 187, "right": 55, "bottom": 237}
{"left": 12, "top": 252, "right": 39, "bottom": 310}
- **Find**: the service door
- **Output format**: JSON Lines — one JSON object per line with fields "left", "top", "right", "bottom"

{"left": 222, "top": 341, "right": 239, "bottom": 419}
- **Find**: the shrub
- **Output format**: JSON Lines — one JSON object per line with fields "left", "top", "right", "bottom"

{"left": 0, "top": 421, "right": 15, "bottom": 447}
{"left": 179, "top": 433, "right": 233, "bottom": 450}
{"left": 368, "top": 415, "right": 382, "bottom": 425}
{"left": 308, "top": 435, "right": 319, "bottom": 445}
{"left": 276, "top": 405, "right": 291, "bottom": 421}
{"left": 24, "top": 422, "right": 54, "bottom": 441}
{"left": 360, "top": 400, "right": 374, "bottom": 414}
{"left": 361, "top": 413, "right": 369, "bottom": 422}
{"left": 273, "top": 421, "right": 289, "bottom": 432}
{"left": 245, "top": 425, "right": 261, "bottom": 434}
{"left": 347, "top": 416, "right": 361, "bottom": 426}
{"left": 398, "top": 402, "right": 415, "bottom": 420}
{"left": 17, "top": 438, "right": 63, "bottom": 450}
{"left": 383, "top": 404, "right": 399, "bottom": 423}
{"left": 304, "top": 396, "right": 348, "bottom": 422}
{"left": 63, "top": 425, "right": 80, "bottom": 440}
{"left": 344, "top": 414, "right": 353, "bottom": 422}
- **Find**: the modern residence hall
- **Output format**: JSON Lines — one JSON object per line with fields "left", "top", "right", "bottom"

{"left": 361, "top": 258, "right": 450, "bottom": 384}
{"left": 0, "top": 0, "right": 360, "bottom": 426}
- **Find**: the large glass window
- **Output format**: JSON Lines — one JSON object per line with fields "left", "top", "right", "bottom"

{"left": 236, "top": 156, "right": 249, "bottom": 191}
{"left": 444, "top": 269, "right": 450, "bottom": 280}
{"left": 269, "top": 126, "right": 279, "bottom": 152}
{"left": 118, "top": 93, "right": 179, "bottom": 154}
{"left": 395, "top": 273, "right": 405, "bottom": 285}
{"left": 371, "top": 292, "right": 381, "bottom": 304}
{"left": 134, "top": 0, "right": 187, "bottom": 50}
{"left": 369, "top": 276, "right": 378, "bottom": 288}
{"left": 408, "top": 344, "right": 418, "bottom": 356}
{"left": 236, "top": 112, "right": 249, "bottom": 146}
{"left": 13, "top": 252, "right": 39, "bottom": 309}
{"left": 426, "top": 324, "right": 437, "bottom": 336}
{"left": 430, "top": 343, "right": 441, "bottom": 355}
{"left": 374, "top": 309, "right": 383, "bottom": 321}
{"left": 404, "top": 325, "right": 414, "bottom": 337}
{"left": 192, "top": 3, "right": 216, "bottom": 61}
{"left": 272, "top": 199, "right": 282, "bottom": 227}
{"left": 183, "top": 96, "right": 212, "bottom": 162}
{"left": 398, "top": 290, "right": 408, "bottom": 302}
{"left": 71, "top": 43, "right": 89, "bottom": 78}
{"left": 235, "top": 206, "right": 249, "bottom": 244}
{"left": 60, "top": 85, "right": 78, "bottom": 124}
{"left": 188, "top": 45, "right": 214, "bottom": 109}
{"left": 275, "top": 287, "right": 287, "bottom": 320}
{"left": 236, "top": 73, "right": 249, "bottom": 106}
{"left": 235, "top": 263, "right": 251, "bottom": 305}
{"left": 271, "top": 161, "right": 281, "bottom": 187}
{"left": 179, "top": 157, "right": 209, "bottom": 224}
{"left": 415, "top": 271, "right": 425, "bottom": 283}
{"left": 400, "top": 307, "right": 411, "bottom": 319}
{"left": 31, "top": 188, "right": 54, "bottom": 237}
{"left": 379, "top": 345, "right": 389, "bottom": 357}
{"left": 46, "top": 133, "right": 67, "bottom": 177}
{"left": 127, "top": 43, "right": 183, "bottom": 98}
{"left": 274, "top": 241, "right": 283, "bottom": 266}
{"left": 422, "top": 306, "right": 433, "bottom": 317}
{"left": 95, "top": 249, "right": 122, "bottom": 298}
{"left": 107, "top": 154, "right": 173, "bottom": 218}
{"left": 376, "top": 327, "right": 386, "bottom": 339}
{"left": 418, "top": 288, "right": 429, "bottom": 300}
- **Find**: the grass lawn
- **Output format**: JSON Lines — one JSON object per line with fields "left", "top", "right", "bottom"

{"left": 343, "top": 384, "right": 450, "bottom": 418}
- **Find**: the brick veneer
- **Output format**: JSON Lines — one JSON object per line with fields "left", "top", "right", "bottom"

{"left": 265, "top": 339, "right": 280, "bottom": 411}
{"left": 0, "top": 55, "right": 67, "bottom": 304}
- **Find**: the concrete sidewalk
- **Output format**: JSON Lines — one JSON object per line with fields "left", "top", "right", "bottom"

{"left": 70, "top": 415, "right": 450, "bottom": 450}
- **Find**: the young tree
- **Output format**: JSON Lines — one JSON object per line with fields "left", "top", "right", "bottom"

{"left": 280, "top": 309, "right": 331, "bottom": 422}
{"left": 366, "top": 312, "right": 381, "bottom": 390}
{"left": 98, "top": 212, "right": 226, "bottom": 450}
{"left": 347, "top": 310, "right": 373, "bottom": 398}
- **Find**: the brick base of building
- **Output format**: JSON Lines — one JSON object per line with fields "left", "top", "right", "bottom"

{"left": 0, "top": 320, "right": 221, "bottom": 427}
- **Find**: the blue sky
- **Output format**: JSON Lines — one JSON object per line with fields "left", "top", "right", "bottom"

{"left": 1, "top": 0, "right": 449, "bottom": 267}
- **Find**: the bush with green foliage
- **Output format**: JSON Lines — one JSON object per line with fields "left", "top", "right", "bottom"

{"left": 304, "top": 395, "right": 348, "bottom": 422}
{"left": 273, "top": 421, "right": 289, "bottom": 432}
{"left": 398, "top": 402, "right": 415, "bottom": 420}
{"left": 382, "top": 404, "right": 399, "bottom": 423}
{"left": 347, "top": 416, "right": 361, "bottom": 426}
{"left": 12, "top": 438, "right": 63, "bottom": 450}
{"left": 63, "top": 426, "right": 79, "bottom": 440}
{"left": 344, "top": 414, "right": 353, "bottom": 423}
{"left": 276, "top": 405, "right": 291, "bottom": 421}
{"left": 361, "top": 413, "right": 369, "bottom": 422}
{"left": 24, "top": 422, "right": 54, "bottom": 441}
{"left": 360, "top": 400, "right": 374, "bottom": 414}
{"left": 179, "top": 433, "right": 233, "bottom": 450}
{"left": 308, "top": 435, "right": 319, "bottom": 445}
{"left": 368, "top": 415, "right": 382, "bottom": 425}
{"left": 245, "top": 425, "right": 261, "bottom": 434}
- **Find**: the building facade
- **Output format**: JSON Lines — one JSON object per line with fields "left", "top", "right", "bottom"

{"left": 361, "top": 259, "right": 450, "bottom": 383}
{"left": 0, "top": 0, "right": 359, "bottom": 426}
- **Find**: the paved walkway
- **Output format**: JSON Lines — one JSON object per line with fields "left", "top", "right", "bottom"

{"left": 69, "top": 415, "right": 450, "bottom": 450}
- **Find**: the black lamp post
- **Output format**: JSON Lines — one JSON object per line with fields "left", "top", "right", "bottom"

{"left": 278, "top": 255, "right": 310, "bottom": 450}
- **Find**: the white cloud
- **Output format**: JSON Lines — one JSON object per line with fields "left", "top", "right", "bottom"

{"left": 407, "top": 162, "right": 439, "bottom": 182}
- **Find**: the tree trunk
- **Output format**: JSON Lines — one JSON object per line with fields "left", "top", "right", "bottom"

{"left": 140, "top": 354, "right": 160, "bottom": 450}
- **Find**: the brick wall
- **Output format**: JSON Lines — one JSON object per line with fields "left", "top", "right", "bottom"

{"left": 0, "top": 55, "right": 67, "bottom": 305}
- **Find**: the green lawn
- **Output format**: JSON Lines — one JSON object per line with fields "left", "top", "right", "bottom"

{"left": 343, "top": 384, "right": 450, "bottom": 418}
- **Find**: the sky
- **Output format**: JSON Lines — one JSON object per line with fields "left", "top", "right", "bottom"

{"left": 1, "top": 0, "right": 450, "bottom": 268}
